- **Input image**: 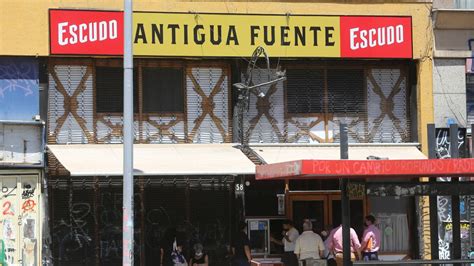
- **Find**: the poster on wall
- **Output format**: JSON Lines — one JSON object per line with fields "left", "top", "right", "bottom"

{"left": 0, "top": 58, "right": 39, "bottom": 121}
{"left": 49, "top": 9, "right": 413, "bottom": 58}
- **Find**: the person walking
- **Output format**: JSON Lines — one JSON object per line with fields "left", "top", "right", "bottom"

{"left": 294, "top": 220, "right": 325, "bottom": 266}
{"left": 327, "top": 224, "right": 361, "bottom": 266}
{"left": 232, "top": 222, "right": 252, "bottom": 266}
{"left": 271, "top": 220, "right": 299, "bottom": 266}
{"left": 359, "top": 215, "right": 381, "bottom": 261}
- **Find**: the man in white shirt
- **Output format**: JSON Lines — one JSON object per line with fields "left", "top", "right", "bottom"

{"left": 271, "top": 220, "right": 299, "bottom": 266}
{"left": 294, "top": 220, "right": 325, "bottom": 266}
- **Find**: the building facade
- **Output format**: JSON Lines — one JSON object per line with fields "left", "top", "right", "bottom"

{"left": 432, "top": 0, "right": 474, "bottom": 260}
{"left": 0, "top": 0, "right": 438, "bottom": 265}
{"left": 0, "top": 57, "right": 45, "bottom": 265}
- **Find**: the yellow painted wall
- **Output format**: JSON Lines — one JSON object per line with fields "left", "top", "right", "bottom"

{"left": 0, "top": 0, "right": 435, "bottom": 140}
{"left": 0, "top": 0, "right": 434, "bottom": 151}
{"left": 0, "top": 0, "right": 435, "bottom": 157}
{"left": 1, "top": 1, "right": 431, "bottom": 58}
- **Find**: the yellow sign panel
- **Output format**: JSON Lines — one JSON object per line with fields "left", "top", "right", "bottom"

{"left": 133, "top": 13, "right": 340, "bottom": 57}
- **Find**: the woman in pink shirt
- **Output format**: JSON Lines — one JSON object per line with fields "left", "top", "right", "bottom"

{"left": 327, "top": 224, "right": 361, "bottom": 266}
{"left": 360, "top": 215, "right": 381, "bottom": 261}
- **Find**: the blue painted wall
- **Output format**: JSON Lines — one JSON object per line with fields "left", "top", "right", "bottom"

{"left": 0, "top": 58, "right": 39, "bottom": 121}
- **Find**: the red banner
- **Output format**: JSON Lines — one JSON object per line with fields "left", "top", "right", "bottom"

{"left": 49, "top": 10, "right": 123, "bottom": 55}
{"left": 340, "top": 16, "right": 412, "bottom": 58}
{"left": 49, "top": 10, "right": 412, "bottom": 58}
{"left": 256, "top": 159, "right": 474, "bottom": 180}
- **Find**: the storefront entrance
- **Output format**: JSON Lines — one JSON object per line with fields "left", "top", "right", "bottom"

{"left": 288, "top": 192, "right": 366, "bottom": 236}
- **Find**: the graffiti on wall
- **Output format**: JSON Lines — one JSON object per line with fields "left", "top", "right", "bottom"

{"left": 0, "top": 177, "right": 39, "bottom": 266}
{"left": 435, "top": 127, "right": 469, "bottom": 259}
{"left": 435, "top": 128, "right": 467, "bottom": 159}
{"left": 51, "top": 188, "right": 230, "bottom": 265}
{"left": 437, "top": 196, "right": 452, "bottom": 259}
{"left": 0, "top": 178, "right": 18, "bottom": 265}
{"left": 21, "top": 179, "right": 38, "bottom": 266}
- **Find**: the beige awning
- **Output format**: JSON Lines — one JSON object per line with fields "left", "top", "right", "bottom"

{"left": 250, "top": 143, "right": 426, "bottom": 164}
{"left": 47, "top": 144, "right": 255, "bottom": 176}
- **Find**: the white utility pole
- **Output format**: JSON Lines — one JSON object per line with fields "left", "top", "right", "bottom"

{"left": 123, "top": 0, "right": 134, "bottom": 265}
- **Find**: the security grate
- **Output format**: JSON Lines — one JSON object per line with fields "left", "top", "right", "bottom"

{"left": 240, "top": 62, "right": 411, "bottom": 144}
{"left": 48, "top": 63, "right": 94, "bottom": 144}
{"left": 48, "top": 59, "right": 232, "bottom": 145}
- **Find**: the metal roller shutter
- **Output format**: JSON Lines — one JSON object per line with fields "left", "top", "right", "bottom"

{"left": 186, "top": 65, "right": 231, "bottom": 143}
{"left": 366, "top": 68, "right": 411, "bottom": 143}
{"left": 329, "top": 68, "right": 367, "bottom": 143}
{"left": 48, "top": 63, "right": 94, "bottom": 144}
{"left": 286, "top": 69, "right": 325, "bottom": 114}
{"left": 189, "top": 189, "right": 231, "bottom": 265}
{"left": 241, "top": 62, "right": 411, "bottom": 144}
{"left": 50, "top": 188, "right": 96, "bottom": 265}
{"left": 241, "top": 68, "right": 285, "bottom": 143}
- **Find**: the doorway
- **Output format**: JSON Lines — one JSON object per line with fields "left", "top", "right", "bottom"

{"left": 287, "top": 192, "right": 366, "bottom": 236}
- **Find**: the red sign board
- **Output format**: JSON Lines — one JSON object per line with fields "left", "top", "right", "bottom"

{"left": 340, "top": 16, "right": 412, "bottom": 58}
{"left": 49, "top": 10, "right": 412, "bottom": 58}
{"left": 49, "top": 10, "right": 123, "bottom": 55}
{"left": 256, "top": 159, "right": 474, "bottom": 180}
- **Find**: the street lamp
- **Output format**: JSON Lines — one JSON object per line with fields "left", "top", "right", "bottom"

{"left": 233, "top": 46, "right": 286, "bottom": 145}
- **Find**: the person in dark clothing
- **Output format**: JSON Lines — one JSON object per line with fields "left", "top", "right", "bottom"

{"left": 232, "top": 222, "right": 252, "bottom": 266}
{"left": 161, "top": 228, "right": 177, "bottom": 266}
{"left": 189, "top": 243, "right": 208, "bottom": 266}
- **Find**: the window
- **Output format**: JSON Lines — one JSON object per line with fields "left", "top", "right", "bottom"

{"left": 327, "top": 69, "right": 365, "bottom": 113}
{"left": 95, "top": 67, "right": 138, "bottom": 113}
{"left": 142, "top": 67, "right": 184, "bottom": 113}
{"left": 455, "top": 0, "right": 474, "bottom": 9}
{"left": 286, "top": 69, "right": 325, "bottom": 114}
{"left": 467, "top": 74, "right": 474, "bottom": 126}
{"left": 286, "top": 68, "right": 365, "bottom": 114}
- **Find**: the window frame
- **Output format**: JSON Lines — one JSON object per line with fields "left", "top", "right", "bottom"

{"left": 93, "top": 60, "right": 186, "bottom": 116}
{"left": 94, "top": 59, "right": 140, "bottom": 115}
{"left": 139, "top": 63, "right": 186, "bottom": 115}
{"left": 284, "top": 63, "right": 368, "bottom": 117}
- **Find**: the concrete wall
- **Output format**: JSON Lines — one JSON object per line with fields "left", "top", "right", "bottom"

{"left": 433, "top": 0, "right": 455, "bottom": 9}
{"left": 433, "top": 0, "right": 474, "bottom": 9}
{"left": 435, "top": 30, "right": 474, "bottom": 51}
{"left": 433, "top": 59, "right": 467, "bottom": 127}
